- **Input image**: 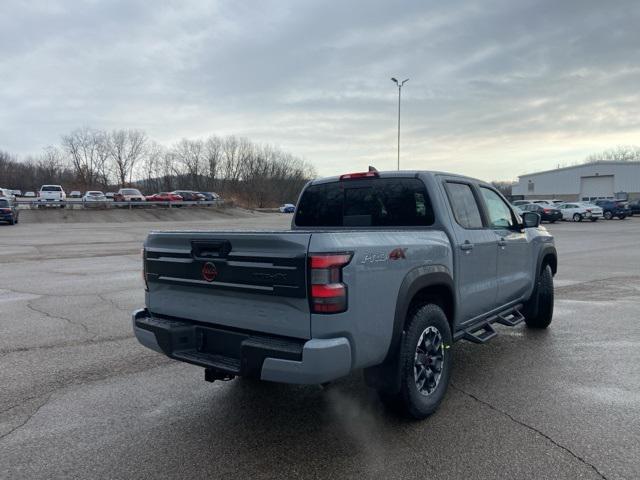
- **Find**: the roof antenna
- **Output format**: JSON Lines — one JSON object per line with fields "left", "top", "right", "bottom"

{"left": 368, "top": 165, "right": 378, "bottom": 172}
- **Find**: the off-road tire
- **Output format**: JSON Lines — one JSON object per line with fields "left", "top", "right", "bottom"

{"left": 379, "top": 304, "right": 452, "bottom": 419}
{"left": 524, "top": 265, "right": 554, "bottom": 329}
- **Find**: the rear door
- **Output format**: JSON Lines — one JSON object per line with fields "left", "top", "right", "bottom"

{"left": 442, "top": 180, "right": 498, "bottom": 321}
{"left": 144, "top": 231, "right": 312, "bottom": 339}
{"left": 478, "top": 186, "right": 531, "bottom": 306}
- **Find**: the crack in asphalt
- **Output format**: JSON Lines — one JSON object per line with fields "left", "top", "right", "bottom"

{"left": 450, "top": 384, "right": 609, "bottom": 480}
{"left": 1, "top": 357, "right": 175, "bottom": 429}
{"left": 97, "top": 293, "right": 131, "bottom": 314}
{"left": 0, "top": 250, "right": 141, "bottom": 264}
{"left": 0, "top": 333, "right": 134, "bottom": 356}
{"left": 0, "top": 393, "right": 53, "bottom": 443}
{"left": 25, "top": 301, "right": 90, "bottom": 334}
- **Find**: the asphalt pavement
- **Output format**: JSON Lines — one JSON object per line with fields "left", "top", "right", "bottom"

{"left": 1, "top": 214, "right": 639, "bottom": 479}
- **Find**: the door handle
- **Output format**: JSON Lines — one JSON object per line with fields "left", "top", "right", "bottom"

{"left": 460, "top": 241, "right": 474, "bottom": 251}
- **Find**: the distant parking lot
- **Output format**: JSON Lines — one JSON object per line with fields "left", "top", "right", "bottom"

{"left": 15, "top": 198, "right": 223, "bottom": 209}
{"left": 1, "top": 214, "right": 639, "bottom": 479}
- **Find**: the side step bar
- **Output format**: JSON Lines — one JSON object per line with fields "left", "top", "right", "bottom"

{"left": 462, "top": 323, "right": 497, "bottom": 344}
{"left": 455, "top": 305, "right": 525, "bottom": 344}
{"left": 495, "top": 309, "right": 525, "bottom": 327}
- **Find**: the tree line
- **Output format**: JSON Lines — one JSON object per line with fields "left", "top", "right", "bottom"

{"left": 0, "top": 128, "right": 315, "bottom": 207}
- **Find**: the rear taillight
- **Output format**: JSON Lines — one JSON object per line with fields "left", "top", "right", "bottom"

{"left": 309, "top": 253, "right": 352, "bottom": 314}
{"left": 142, "top": 248, "right": 148, "bottom": 291}
{"left": 543, "top": 208, "right": 550, "bottom": 213}
{"left": 0, "top": 208, "right": 11, "bottom": 213}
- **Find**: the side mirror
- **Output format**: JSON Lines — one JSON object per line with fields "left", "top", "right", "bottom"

{"left": 522, "top": 211, "right": 541, "bottom": 228}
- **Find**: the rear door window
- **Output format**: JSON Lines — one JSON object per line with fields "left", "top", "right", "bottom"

{"left": 295, "top": 178, "right": 434, "bottom": 227}
{"left": 444, "top": 182, "right": 483, "bottom": 229}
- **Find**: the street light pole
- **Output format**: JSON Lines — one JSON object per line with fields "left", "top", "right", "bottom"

{"left": 391, "top": 77, "right": 409, "bottom": 170}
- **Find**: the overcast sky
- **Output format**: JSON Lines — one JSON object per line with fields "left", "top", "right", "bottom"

{"left": 1, "top": 0, "right": 639, "bottom": 180}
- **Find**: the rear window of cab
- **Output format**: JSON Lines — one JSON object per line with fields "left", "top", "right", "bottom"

{"left": 295, "top": 178, "right": 435, "bottom": 227}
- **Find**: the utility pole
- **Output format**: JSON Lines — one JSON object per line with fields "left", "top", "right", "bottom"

{"left": 391, "top": 77, "right": 409, "bottom": 170}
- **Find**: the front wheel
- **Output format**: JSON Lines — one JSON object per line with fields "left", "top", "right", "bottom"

{"left": 523, "top": 265, "right": 554, "bottom": 329}
{"left": 604, "top": 211, "right": 613, "bottom": 220}
{"left": 379, "top": 304, "right": 452, "bottom": 419}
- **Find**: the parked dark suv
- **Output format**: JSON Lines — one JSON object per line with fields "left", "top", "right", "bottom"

{"left": 594, "top": 200, "right": 628, "bottom": 220}
{"left": 628, "top": 200, "right": 640, "bottom": 215}
{"left": 521, "top": 203, "right": 562, "bottom": 223}
{"left": 0, "top": 197, "right": 19, "bottom": 225}
{"left": 171, "top": 191, "right": 205, "bottom": 202}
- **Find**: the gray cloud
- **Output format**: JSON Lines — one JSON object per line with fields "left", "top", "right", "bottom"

{"left": 1, "top": 0, "right": 639, "bottom": 180}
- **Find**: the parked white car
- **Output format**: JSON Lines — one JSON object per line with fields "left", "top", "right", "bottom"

{"left": 0, "top": 188, "right": 16, "bottom": 200}
{"left": 24, "top": 191, "right": 36, "bottom": 198}
{"left": 557, "top": 202, "right": 603, "bottom": 222}
{"left": 82, "top": 191, "right": 107, "bottom": 203}
{"left": 38, "top": 185, "right": 66, "bottom": 207}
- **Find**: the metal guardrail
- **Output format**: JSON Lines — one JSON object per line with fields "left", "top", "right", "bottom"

{"left": 16, "top": 199, "right": 224, "bottom": 209}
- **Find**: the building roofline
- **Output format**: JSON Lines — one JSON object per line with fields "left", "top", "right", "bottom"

{"left": 518, "top": 161, "right": 640, "bottom": 179}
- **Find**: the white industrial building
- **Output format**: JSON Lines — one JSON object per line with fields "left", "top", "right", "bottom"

{"left": 512, "top": 161, "right": 640, "bottom": 201}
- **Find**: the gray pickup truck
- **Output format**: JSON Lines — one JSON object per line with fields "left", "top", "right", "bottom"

{"left": 133, "top": 170, "right": 557, "bottom": 418}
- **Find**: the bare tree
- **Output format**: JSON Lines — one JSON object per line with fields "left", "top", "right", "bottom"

{"left": 61, "top": 127, "right": 108, "bottom": 188}
{"left": 172, "top": 138, "right": 204, "bottom": 189}
{"left": 586, "top": 145, "right": 640, "bottom": 163}
{"left": 203, "top": 135, "right": 223, "bottom": 190}
{"left": 107, "top": 129, "right": 147, "bottom": 187}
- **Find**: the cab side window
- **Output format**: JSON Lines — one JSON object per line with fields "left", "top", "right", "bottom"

{"left": 479, "top": 187, "right": 514, "bottom": 228}
{"left": 444, "top": 182, "right": 483, "bottom": 229}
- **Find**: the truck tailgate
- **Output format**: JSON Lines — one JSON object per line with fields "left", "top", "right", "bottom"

{"left": 144, "top": 231, "right": 311, "bottom": 339}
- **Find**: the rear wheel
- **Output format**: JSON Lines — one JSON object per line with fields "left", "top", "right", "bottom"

{"left": 618, "top": 214, "right": 627, "bottom": 220}
{"left": 604, "top": 211, "right": 613, "bottom": 220}
{"left": 590, "top": 217, "right": 598, "bottom": 222}
{"left": 378, "top": 304, "right": 452, "bottom": 419}
{"left": 572, "top": 213, "right": 582, "bottom": 222}
{"left": 524, "top": 265, "right": 554, "bottom": 329}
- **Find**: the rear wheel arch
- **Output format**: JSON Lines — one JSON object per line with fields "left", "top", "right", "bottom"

{"left": 363, "top": 267, "right": 455, "bottom": 393}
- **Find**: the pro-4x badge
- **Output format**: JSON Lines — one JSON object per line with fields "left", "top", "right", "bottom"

{"left": 202, "top": 262, "right": 218, "bottom": 282}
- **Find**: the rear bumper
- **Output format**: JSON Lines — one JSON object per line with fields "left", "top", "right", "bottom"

{"left": 132, "top": 308, "right": 351, "bottom": 384}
